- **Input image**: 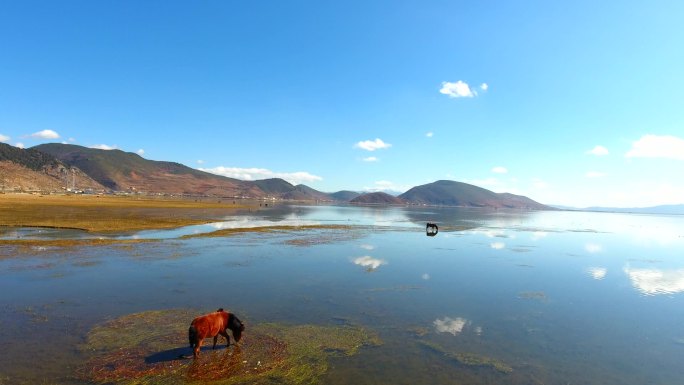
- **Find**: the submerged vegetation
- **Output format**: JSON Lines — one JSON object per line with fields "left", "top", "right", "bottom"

{"left": 0, "top": 194, "right": 253, "bottom": 232}
{"left": 419, "top": 340, "right": 513, "bottom": 374}
{"left": 78, "top": 309, "right": 381, "bottom": 384}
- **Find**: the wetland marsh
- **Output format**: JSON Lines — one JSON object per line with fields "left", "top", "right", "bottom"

{"left": 1, "top": 200, "right": 684, "bottom": 384}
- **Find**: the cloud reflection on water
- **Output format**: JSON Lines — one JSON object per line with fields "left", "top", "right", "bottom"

{"left": 587, "top": 267, "right": 607, "bottom": 280}
{"left": 353, "top": 256, "right": 387, "bottom": 271}
{"left": 433, "top": 316, "right": 482, "bottom": 336}
{"left": 490, "top": 242, "right": 505, "bottom": 250}
{"left": 623, "top": 266, "right": 684, "bottom": 296}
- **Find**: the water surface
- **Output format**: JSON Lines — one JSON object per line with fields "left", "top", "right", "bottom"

{"left": 1, "top": 205, "right": 683, "bottom": 384}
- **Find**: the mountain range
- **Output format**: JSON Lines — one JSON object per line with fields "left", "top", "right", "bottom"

{"left": 0, "top": 143, "right": 551, "bottom": 209}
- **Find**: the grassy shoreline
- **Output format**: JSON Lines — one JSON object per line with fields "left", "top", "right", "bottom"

{"left": 0, "top": 193, "right": 256, "bottom": 232}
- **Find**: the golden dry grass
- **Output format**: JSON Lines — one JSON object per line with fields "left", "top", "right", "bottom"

{"left": 0, "top": 193, "right": 255, "bottom": 232}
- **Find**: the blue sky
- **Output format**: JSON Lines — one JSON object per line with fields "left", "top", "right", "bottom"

{"left": 1, "top": 1, "right": 683, "bottom": 207}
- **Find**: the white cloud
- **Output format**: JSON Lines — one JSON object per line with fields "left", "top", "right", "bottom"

{"left": 354, "top": 138, "right": 392, "bottom": 151}
{"left": 439, "top": 80, "right": 475, "bottom": 98}
{"left": 480, "top": 83, "right": 489, "bottom": 91}
{"left": 532, "top": 178, "right": 549, "bottom": 189}
{"left": 625, "top": 134, "right": 684, "bottom": 160}
{"left": 30, "top": 129, "right": 60, "bottom": 139}
{"left": 201, "top": 166, "right": 322, "bottom": 185}
{"left": 434, "top": 317, "right": 469, "bottom": 336}
{"left": 136, "top": 149, "right": 145, "bottom": 156}
{"left": 363, "top": 156, "right": 379, "bottom": 162}
{"left": 196, "top": 160, "right": 205, "bottom": 165}
{"left": 353, "top": 256, "right": 386, "bottom": 271}
{"left": 426, "top": 132, "right": 434, "bottom": 138}
{"left": 90, "top": 144, "right": 118, "bottom": 150}
{"left": 68, "top": 137, "right": 76, "bottom": 143}
{"left": 587, "top": 145, "right": 609, "bottom": 156}
{"left": 15, "top": 142, "right": 25, "bottom": 149}
{"left": 490, "top": 242, "right": 506, "bottom": 250}
{"left": 585, "top": 171, "right": 607, "bottom": 178}
{"left": 363, "top": 180, "right": 409, "bottom": 193}
{"left": 492, "top": 166, "right": 508, "bottom": 174}
{"left": 0, "top": 134, "right": 9, "bottom": 142}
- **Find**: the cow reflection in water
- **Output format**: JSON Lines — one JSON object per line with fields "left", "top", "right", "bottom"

{"left": 426, "top": 223, "right": 439, "bottom": 237}
{"left": 189, "top": 308, "right": 245, "bottom": 358}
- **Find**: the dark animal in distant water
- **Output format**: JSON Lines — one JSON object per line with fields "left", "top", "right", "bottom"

{"left": 426, "top": 222, "right": 438, "bottom": 236}
{"left": 188, "top": 308, "right": 245, "bottom": 358}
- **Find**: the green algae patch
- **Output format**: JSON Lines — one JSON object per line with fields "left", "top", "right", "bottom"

{"left": 77, "top": 309, "right": 381, "bottom": 385}
{"left": 419, "top": 340, "right": 513, "bottom": 374}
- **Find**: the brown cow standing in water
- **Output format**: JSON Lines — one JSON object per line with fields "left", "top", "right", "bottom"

{"left": 188, "top": 308, "right": 245, "bottom": 358}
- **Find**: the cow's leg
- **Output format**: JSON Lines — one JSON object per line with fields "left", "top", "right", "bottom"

{"left": 213, "top": 335, "right": 218, "bottom": 349}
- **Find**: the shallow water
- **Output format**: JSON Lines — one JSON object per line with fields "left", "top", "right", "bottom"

{"left": 1, "top": 205, "right": 683, "bottom": 384}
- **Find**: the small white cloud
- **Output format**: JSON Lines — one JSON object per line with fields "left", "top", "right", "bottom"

{"left": 90, "top": 144, "right": 118, "bottom": 150}
{"left": 354, "top": 138, "right": 392, "bottom": 151}
{"left": 197, "top": 160, "right": 205, "bottom": 165}
{"left": 137, "top": 149, "right": 145, "bottom": 155}
{"left": 201, "top": 166, "right": 322, "bottom": 185}
{"left": 532, "top": 178, "right": 549, "bottom": 189}
{"left": 439, "top": 80, "right": 475, "bottom": 98}
{"left": 0, "top": 134, "right": 10, "bottom": 142}
{"left": 30, "top": 129, "right": 60, "bottom": 139}
{"left": 492, "top": 166, "right": 508, "bottom": 174}
{"left": 626, "top": 134, "right": 684, "bottom": 160}
{"left": 426, "top": 132, "right": 434, "bottom": 138}
{"left": 363, "top": 180, "right": 409, "bottom": 193}
{"left": 15, "top": 142, "right": 25, "bottom": 149}
{"left": 353, "top": 256, "right": 386, "bottom": 271}
{"left": 490, "top": 242, "right": 506, "bottom": 250}
{"left": 585, "top": 171, "right": 607, "bottom": 178}
{"left": 587, "top": 145, "right": 609, "bottom": 156}
{"left": 68, "top": 137, "right": 76, "bottom": 143}
{"left": 363, "top": 156, "right": 379, "bottom": 162}
{"left": 480, "top": 83, "right": 489, "bottom": 91}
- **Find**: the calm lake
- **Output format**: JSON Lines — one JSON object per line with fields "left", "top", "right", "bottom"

{"left": 1, "top": 205, "right": 683, "bottom": 384}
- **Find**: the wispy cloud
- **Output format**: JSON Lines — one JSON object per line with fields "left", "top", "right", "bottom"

{"left": 626, "top": 134, "right": 684, "bottom": 160}
{"left": 201, "top": 166, "right": 322, "bottom": 185}
{"left": 136, "top": 149, "right": 145, "bottom": 156}
{"left": 196, "top": 160, "right": 205, "bottom": 165}
{"left": 0, "top": 134, "right": 9, "bottom": 142}
{"left": 30, "top": 129, "right": 60, "bottom": 139}
{"left": 439, "top": 80, "right": 475, "bottom": 98}
{"left": 480, "top": 83, "right": 489, "bottom": 91}
{"left": 587, "top": 145, "right": 609, "bottom": 156}
{"left": 585, "top": 171, "right": 607, "bottom": 178}
{"left": 354, "top": 138, "right": 392, "bottom": 151}
{"left": 363, "top": 180, "right": 409, "bottom": 193}
{"left": 492, "top": 166, "right": 508, "bottom": 174}
{"left": 587, "top": 267, "right": 607, "bottom": 280}
{"left": 585, "top": 243, "right": 603, "bottom": 253}
{"left": 15, "top": 142, "right": 25, "bottom": 149}
{"left": 90, "top": 144, "right": 118, "bottom": 150}
{"left": 426, "top": 132, "right": 434, "bottom": 138}
{"left": 363, "top": 156, "right": 379, "bottom": 162}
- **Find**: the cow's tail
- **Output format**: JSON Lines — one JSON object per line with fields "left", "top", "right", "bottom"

{"left": 189, "top": 325, "right": 197, "bottom": 348}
